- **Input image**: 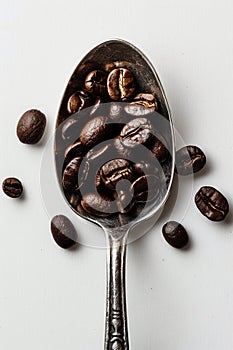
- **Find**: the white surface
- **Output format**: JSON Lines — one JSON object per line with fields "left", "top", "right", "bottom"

{"left": 0, "top": 0, "right": 233, "bottom": 349}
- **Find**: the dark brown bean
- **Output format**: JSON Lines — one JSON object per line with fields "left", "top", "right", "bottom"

{"left": 162, "top": 221, "right": 189, "bottom": 248}
{"left": 115, "top": 118, "right": 153, "bottom": 156}
{"left": 195, "top": 186, "right": 229, "bottom": 221}
{"left": 107, "top": 68, "right": 136, "bottom": 101}
{"left": 149, "top": 137, "right": 168, "bottom": 163}
{"left": 124, "top": 93, "right": 158, "bottom": 116}
{"left": 100, "top": 159, "right": 135, "bottom": 190}
{"left": 17, "top": 109, "right": 46, "bottom": 144}
{"left": 61, "top": 118, "right": 78, "bottom": 140}
{"left": 85, "top": 70, "right": 107, "bottom": 97}
{"left": 62, "top": 157, "right": 83, "bottom": 191}
{"left": 80, "top": 116, "right": 115, "bottom": 150}
{"left": 176, "top": 145, "right": 206, "bottom": 175}
{"left": 64, "top": 139, "right": 85, "bottom": 164}
{"left": 50, "top": 215, "right": 77, "bottom": 249}
{"left": 67, "top": 90, "right": 93, "bottom": 115}
{"left": 130, "top": 174, "right": 160, "bottom": 203}
{"left": 109, "top": 102, "right": 124, "bottom": 121}
{"left": 2, "top": 177, "right": 23, "bottom": 198}
{"left": 67, "top": 92, "right": 81, "bottom": 114}
{"left": 81, "top": 193, "right": 116, "bottom": 217}
{"left": 116, "top": 190, "right": 135, "bottom": 214}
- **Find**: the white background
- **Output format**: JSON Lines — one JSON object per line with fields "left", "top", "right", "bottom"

{"left": 0, "top": 0, "right": 233, "bottom": 349}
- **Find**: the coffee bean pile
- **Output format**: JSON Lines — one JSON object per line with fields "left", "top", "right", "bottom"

{"left": 56, "top": 66, "right": 173, "bottom": 219}
{"left": 1, "top": 52, "right": 230, "bottom": 250}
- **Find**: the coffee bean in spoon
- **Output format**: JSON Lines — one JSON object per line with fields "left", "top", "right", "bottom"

{"left": 2, "top": 177, "right": 23, "bottom": 198}
{"left": 81, "top": 193, "right": 116, "bottom": 217}
{"left": 195, "top": 186, "right": 229, "bottom": 221}
{"left": 80, "top": 116, "right": 118, "bottom": 150}
{"left": 162, "top": 221, "right": 189, "bottom": 249}
{"left": 130, "top": 174, "right": 160, "bottom": 203}
{"left": 62, "top": 157, "right": 85, "bottom": 191}
{"left": 176, "top": 145, "right": 206, "bottom": 175}
{"left": 17, "top": 109, "right": 46, "bottom": 144}
{"left": 67, "top": 90, "right": 93, "bottom": 115}
{"left": 64, "top": 139, "right": 86, "bottom": 165}
{"left": 100, "top": 158, "right": 136, "bottom": 190}
{"left": 116, "top": 190, "right": 135, "bottom": 214}
{"left": 107, "top": 68, "right": 136, "bottom": 101}
{"left": 115, "top": 118, "right": 153, "bottom": 156}
{"left": 50, "top": 214, "right": 77, "bottom": 249}
{"left": 85, "top": 70, "right": 107, "bottom": 97}
{"left": 61, "top": 118, "right": 78, "bottom": 140}
{"left": 149, "top": 136, "right": 169, "bottom": 163}
{"left": 124, "top": 93, "right": 158, "bottom": 116}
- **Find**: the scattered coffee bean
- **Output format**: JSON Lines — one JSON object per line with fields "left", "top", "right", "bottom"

{"left": 85, "top": 70, "right": 107, "bottom": 97}
{"left": 81, "top": 193, "right": 116, "bottom": 217}
{"left": 176, "top": 145, "right": 206, "bottom": 175}
{"left": 2, "top": 177, "right": 23, "bottom": 198}
{"left": 195, "top": 186, "right": 229, "bottom": 221}
{"left": 50, "top": 215, "right": 77, "bottom": 249}
{"left": 162, "top": 221, "right": 189, "bottom": 248}
{"left": 107, "top": 68, "right": 136, "bottom": 101}
{"left": 17, "top": 109, "right": 46, "bottom": 144}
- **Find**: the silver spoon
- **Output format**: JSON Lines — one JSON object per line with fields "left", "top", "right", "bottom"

{"left": 55, "top": 39, "right": 175, "bottom": 350}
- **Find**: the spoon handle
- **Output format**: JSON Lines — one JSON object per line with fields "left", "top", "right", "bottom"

{"left": 104, "top": 231, "right": 129, "bottom": 350}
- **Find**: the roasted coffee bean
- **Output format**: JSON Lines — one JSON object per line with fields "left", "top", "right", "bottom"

{"left": 124, "top": 93, "right": 158, "bottom": 116}
{"left": 130, "top": 174, "right": 159, "bottom": 203}
{"left": 176, "top": 145, "right": 206, "bottom": 175}
{"left": 80, "top": 116, "right": 114, "bottom": 150}
{"left": 116, "top": 190, "right": 135, "bottom": 214}
{"left": 90, "top": 98, "right": 102, "bottom": 116}
{"left": 64, "top": 139, "right": 85, "bottom": 164}
{"left": 100, "top": 158, "right": 135, "bottom": 190}
{"left": 85, "top": 70, "right": 107, "bottom": 97}
{"left": 133, "top": 161, "right": 156, "bottom": 176}
{"left": 2, "top": 177, "right": 23, "bottom": 198}
{"left": 107, "top": 68, "right": 136, "bottom": 101}
{"left": 67, "top": 90, "right": 93, "bottom": 114}
{"left": 109, "top": 102, "right": 124, "bottom": 121}
{"left": 67, "top": 92, "right": 82, "bottom": 114}
{"left": 67, "top": 192, "right": 82, "bottom": 209}
{"left": 149, "top": 137, "right": 168, "bottom": 163}
{"left": 50, "top": 215, "right": 77, "bottom": 249}
{"left": 86, "top": 143, "right": 112, "bottom": 161}
{"left": 105, "top": 61, "right": 131, "bottom": 72}
{"left": 115, "top": 118, "right": 153, "bottom": 156}
{"left": 195, "top": 186, "right": 229, "bottom": 221}
{"left": 17, "top": 109, "right": 46, "bottom": 144}
{"left": 81, "top": 193, "right": 116, "bottom": 217}
{"left": 61, "top": 118, "right": 78, "bottom": 140}
{"left": 162, "top": 221, "right": 189, "bottom": 248}
{"left": 62, "top": 157, "right": 84, "bottom": 191}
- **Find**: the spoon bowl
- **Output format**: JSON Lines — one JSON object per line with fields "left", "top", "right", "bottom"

{"left": 55, "top": 39, "right": 175, "bottom": 350}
